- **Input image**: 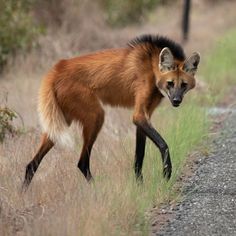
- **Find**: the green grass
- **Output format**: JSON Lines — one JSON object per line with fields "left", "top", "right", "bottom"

{"left": 202, "top": 30, "right": 236, "bottom": 103}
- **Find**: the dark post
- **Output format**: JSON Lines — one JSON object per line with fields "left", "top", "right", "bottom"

{"left": 182, "top": 0, "right": 191, "bottom": 42}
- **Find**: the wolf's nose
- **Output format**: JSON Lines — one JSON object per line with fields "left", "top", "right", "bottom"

{"left": 172, "top": 97, "right": 182, "bottom": 107}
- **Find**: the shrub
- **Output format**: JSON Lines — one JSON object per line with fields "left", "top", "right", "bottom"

{"left": 0, "top": 0, "right": 43, "bottom": 71}
{"left": 100, "top": 0, "right": 160, "bottom": 26}
{"left": 0, "top": 107, "right": 17, "bottom": 142}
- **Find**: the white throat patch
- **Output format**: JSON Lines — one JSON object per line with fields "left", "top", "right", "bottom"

{"left": 159, "top": 88, "right": 169, "bottom": 98}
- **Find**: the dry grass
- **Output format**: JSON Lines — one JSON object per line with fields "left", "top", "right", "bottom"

{"left": 1, "top": 1, "right": 236, "bottom": 235}
{"left": 0, "top": 132, "right": 137, "bottom": 235}
{"left": 0, "top": 101, "right": 207, "bottom": 236}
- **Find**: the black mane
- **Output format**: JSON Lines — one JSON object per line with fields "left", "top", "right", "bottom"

{"left": 128, "top": 34, "right": 185, "bottom": 60}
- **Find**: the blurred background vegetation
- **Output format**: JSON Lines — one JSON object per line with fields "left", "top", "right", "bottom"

{"left": 0, "top": 0, "right": 43, "bottom": 71}
{"left": 100, "top": 0, "right": 161, "bottom": 26}
{"left": 0, "top": 0, "right": 170, "bottom": 73}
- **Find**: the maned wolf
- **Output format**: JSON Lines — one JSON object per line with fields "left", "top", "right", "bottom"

{"left": 22, "top": 34, "right": 200, "bottom": 190}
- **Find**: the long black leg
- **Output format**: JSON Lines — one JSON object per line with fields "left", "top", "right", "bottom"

{"left": 134, "top": 127, "right": 146, "bottom": 181}
{"left": 134, "top": 120, "right": 172, "bottom": 180}
{"left": 78, "top": 144, "right": 93, "bottom": 181}
{"left": 22, "top": 134, "right": 54, "bottom": 191}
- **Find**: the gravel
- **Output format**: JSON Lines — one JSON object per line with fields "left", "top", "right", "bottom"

{"left": 154, "top": 110, "right": 236, "bottom": 236}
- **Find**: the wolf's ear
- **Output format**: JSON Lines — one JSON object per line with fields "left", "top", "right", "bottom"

{"left": 182, "top": 52, "right": 200, "bottom": 76}
{"left": 159, "top": 47, "right": 175, "bottom": 72}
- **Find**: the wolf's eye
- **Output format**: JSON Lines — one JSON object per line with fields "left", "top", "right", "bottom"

{"left": 181, "top": 82, "right": 188, "bottom": 89}
{"left": 167, "top": 81, "right": 174, "bottom": 88}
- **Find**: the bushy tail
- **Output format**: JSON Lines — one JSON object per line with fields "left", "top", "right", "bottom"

{"left": 38, "top": 74, "right": 74, "bottom": 148}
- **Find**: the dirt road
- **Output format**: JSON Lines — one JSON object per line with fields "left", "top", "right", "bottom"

{"left": 153, "top": 109, "right": 236, "bottom": 235}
